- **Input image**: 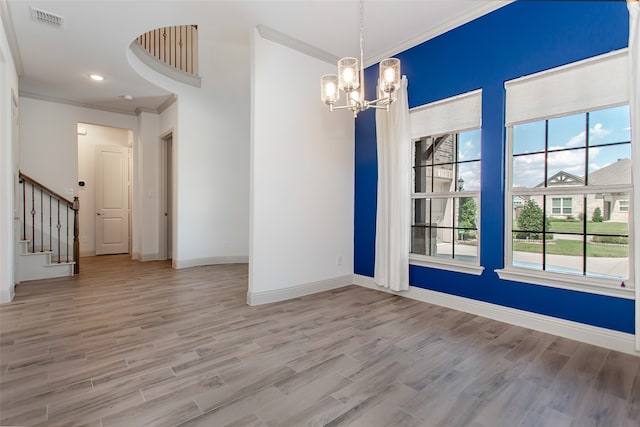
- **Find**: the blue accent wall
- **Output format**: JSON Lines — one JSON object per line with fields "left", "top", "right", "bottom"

{"left": 354, "top": 1, "right": 634, "bottom": 334}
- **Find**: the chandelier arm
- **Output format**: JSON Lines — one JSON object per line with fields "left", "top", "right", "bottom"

{"left": 368, "top": 104, "right": 391, "bottom": 110}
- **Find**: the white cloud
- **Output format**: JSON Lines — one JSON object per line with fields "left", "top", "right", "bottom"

{"left": 566, "top": 130, "right": 586, "bottom": 147}
{"left": 590, "top": 123, "right": 611, "bottom": 140}
{"left": 564, "top": 123, "right": 611, "bottom": 148}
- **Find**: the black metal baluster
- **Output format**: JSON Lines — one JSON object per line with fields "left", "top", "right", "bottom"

{"left": 57, "top": 199, "right": 61, "bottom": 263}
{"left": 40, "top": 189, "right": 44, "bottom": 252}
{"left": 49, "top": 195, "right": 52, "bottom": 253}
{"left": 66, "top": 206, "right": 69, "bottom": 262}
{"left": 31, "top": 185, "right": 35, "bottom": 253}
{"left": 22, "top": 179, "right": 26, "bottom": 240}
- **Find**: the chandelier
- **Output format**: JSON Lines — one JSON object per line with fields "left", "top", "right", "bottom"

{"left": 320, "top": 0, "right": 401, "bottom": 118}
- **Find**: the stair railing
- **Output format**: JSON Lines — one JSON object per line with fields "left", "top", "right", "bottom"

{"left": 18, "top": 171, "right": 80, "bottom": 274}
{"left": 136, "top": 25, "right": 198, "bottom": 76}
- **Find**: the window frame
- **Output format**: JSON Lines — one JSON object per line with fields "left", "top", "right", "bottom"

{"left": 499, "top": 109, "right": 634, "bottom": 299}
{"left": 551, "top": 197, "right": 572, "bottom": 215}
{"left": 408, "top": 89, "right": 484, "bottom": 276}
{"left": 620, "top": 200, "right": 629, "bottom": 212}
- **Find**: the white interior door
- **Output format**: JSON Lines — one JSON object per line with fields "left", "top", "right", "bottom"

{"left": 95, "top": 145, "right": 129, "bottom": 255}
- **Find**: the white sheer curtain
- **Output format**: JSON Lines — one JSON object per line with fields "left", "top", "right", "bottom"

{"left": 374, "top": 76, "right": 410, "bottom": 291}
{"left": 628, "top": 0, "right": 640, "bottom": 351}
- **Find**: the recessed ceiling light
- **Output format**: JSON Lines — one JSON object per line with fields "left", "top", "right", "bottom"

{"left": 89, "top": 74, "right": 104, "bottom": 81}
{"left": 122, "top": 95, "right": 134, "bottom": 101}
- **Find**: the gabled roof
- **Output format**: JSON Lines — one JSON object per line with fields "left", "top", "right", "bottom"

{"left": 535, "top": 171, "right": 584, "bottom": 188}
{"left": 533, "top": 158, "right": 631, "bottom": 188}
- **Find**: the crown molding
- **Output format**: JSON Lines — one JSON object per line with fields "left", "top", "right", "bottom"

{"left": 0, "top": 0, "right": 24, "bottom": 75}
{"left": 365, "top": 1, "right": 514, "bottom": 67}
{"left": 256, "top": 24, "right": 339, "bottom": 65}
{"left": 157, "top": 94, "right": 176, "bottom": 113}
{"left": 19, "top": 91, "right": 138, "bottom": 116}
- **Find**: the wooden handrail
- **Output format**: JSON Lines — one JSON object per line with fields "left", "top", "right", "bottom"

{"left": 19, "top": 171, "right": 74, "bottom": 207}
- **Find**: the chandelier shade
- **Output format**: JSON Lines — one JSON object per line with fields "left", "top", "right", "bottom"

{"left": 320, "top": 0, "right": 400, "bottom": 118}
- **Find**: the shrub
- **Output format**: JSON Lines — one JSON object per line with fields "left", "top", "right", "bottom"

{"left": 592, "top": 207, "right": 604, "bottom": 222}
{"left": 516, "top": 199, "right": 550, "bottom": 239}
{"left": 591, "top": 235, "right": 628, "bottom": 244}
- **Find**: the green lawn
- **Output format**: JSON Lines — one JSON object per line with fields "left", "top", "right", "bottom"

{"left": 514, "top": 219, "right": 628, "bottom": 235}
{"left": 513, "top": 239, "right": 628, "bottom": 257}
{"left": 548, "top": 219, "right": 628, "bottom": 235}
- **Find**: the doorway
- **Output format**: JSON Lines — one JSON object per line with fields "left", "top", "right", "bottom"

{"left": 161, "top": 132, "right": 173, "bottom": 260}
{"left": 77, "top": 123, "right": 133, "bottom": 257}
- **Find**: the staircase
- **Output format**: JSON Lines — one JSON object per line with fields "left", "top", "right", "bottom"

{"left": 17, "top": 172, "right": 79, "bottom": 283}
{"left": 17, "top": 240, "right": 74, "bottom": 282}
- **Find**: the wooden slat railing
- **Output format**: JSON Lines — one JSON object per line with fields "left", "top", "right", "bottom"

{"left": 136, "top": 25, "right": 198, "bottom": 76}
{"left": 18, "top": 171, "right": 79, "bottom": 274}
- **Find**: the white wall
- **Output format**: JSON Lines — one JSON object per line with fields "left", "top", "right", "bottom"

{"left": 77, "top": 123, "right": 131, "bottom": 256}
{"left": 135, "top": 112, "right": 161, "bottom": 260}
{"left": 0, "top": 8, "right": 19, "bottom": 303}
{"left": 249, "top": 29, "right": 354, "bottom": 303}
{"left": 19, "top": 97, "right": 137, "bottom": 198}
{"left": 127, "top": 26, "right": 251, "bottom": 268}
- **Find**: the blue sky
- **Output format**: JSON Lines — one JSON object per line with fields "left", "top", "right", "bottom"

{"left": 512, "top": 105, "right": 631, "bottom": 188}
{"left": 457, "top": 129, "right": 481, "bottom": 191}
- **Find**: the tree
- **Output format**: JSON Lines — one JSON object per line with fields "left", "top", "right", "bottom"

{"left": 516, "top": 199, "right": 550, "bottom": 239}
{"left": 592, "top": 206, "right": 604, "bottom": 222}
{"left": 458, "top": 198, "right": 477, "bottom": 239}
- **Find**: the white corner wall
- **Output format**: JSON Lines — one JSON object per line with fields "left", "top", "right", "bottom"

{"left": 136, "top": 112, "right": 161, "bottom": 261}
{"left": 77, "top": 123, "right": 131, "bottom": 257}
{"left": 248, "top": 29, "right": 355, "bottom": 304}
{"left": 0, "top": 10, "right": 19, "bottom": 303}
{"left": 127, "top": 27, "right": 250, "bottom": 268}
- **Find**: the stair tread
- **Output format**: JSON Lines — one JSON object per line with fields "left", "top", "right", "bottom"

{"left": 44, "top": 263, "right": 75, "bottom": 267}
{"left": 19, "top": 251, "right": 54, "bottom": 256}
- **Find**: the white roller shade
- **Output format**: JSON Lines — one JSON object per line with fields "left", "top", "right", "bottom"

{"left": 410, "top": 89, "right": 482, "bottom": 139}
{"left": 505, "top": 49, "right": 628, "bottom": 126}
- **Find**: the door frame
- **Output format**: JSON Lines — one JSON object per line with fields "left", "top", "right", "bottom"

{"left": 95, "top": 144, "right": 130, "bottom": 255}
{"left": 160, "top": 130, "right": 173, "bottom": 261}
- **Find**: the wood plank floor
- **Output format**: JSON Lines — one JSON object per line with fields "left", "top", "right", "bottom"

{"left": 1, "top": 255, "right": 638, "bottom": 426}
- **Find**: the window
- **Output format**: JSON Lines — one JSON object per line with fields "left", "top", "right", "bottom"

{"left": 619, "top": 200, "right": 629, "bottom": 212}
{"left": 551, "top": 197, "right": 572, "bottom": 215}
{"left": 409, "top": 90, "right": 483, "bottom": 275}
{"left": 499, "top": 50, "right": 633, "bottom": 297}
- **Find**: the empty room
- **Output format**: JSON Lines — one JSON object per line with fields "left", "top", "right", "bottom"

{"left": 0, "top": 0, "right": 638, "bottom": 426}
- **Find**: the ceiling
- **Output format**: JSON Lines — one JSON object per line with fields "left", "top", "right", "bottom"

{"left": 4, "top": 0, "right": 509, "bottom": 115}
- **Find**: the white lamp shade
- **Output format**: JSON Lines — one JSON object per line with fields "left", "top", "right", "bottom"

{"left": 338, "top": 57, "right": 360, "bottom": 92}
{"left": 321, "top": 74, "right": 340, "bottom": 104}
{"left": 379, "top": 58, "right": 400, "bottom": 94}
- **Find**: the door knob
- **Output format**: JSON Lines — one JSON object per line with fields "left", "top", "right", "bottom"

{"left": 97, "top": 212, "right": 102, "bottom": 216}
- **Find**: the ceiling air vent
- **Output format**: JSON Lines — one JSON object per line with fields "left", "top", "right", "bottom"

{"left": 30, "top": 7, "right": 63, "bottom": 29}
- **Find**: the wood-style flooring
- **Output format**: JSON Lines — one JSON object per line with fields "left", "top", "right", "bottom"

{"left": 1, "top": 255, "right": 638, "bottom": 426}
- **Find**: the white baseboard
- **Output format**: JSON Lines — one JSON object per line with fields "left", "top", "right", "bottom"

{"left": 353, "top": 274, "right": 638, "bottom": 356}
{"left": 140, "top": 252, "right": 162, "bottom": 262}
{"left": 174, "top": 256, "right": 249, "bottom": 269}
{"left": 0, "top": 285, "right": 15, "bottom": 304}
{"left": 247, "top": 275, "right": 353, "bottom": 306}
